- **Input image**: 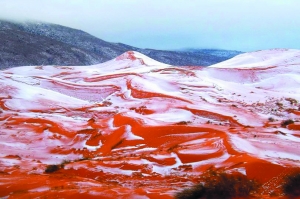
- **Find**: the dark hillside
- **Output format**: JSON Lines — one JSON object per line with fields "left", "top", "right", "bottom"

{"left": 0, "top": 20, "right": 242, "bottom": 69}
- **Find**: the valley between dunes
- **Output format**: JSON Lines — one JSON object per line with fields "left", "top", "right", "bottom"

{"left": 1, "top": 49, "right": 300, "bottom": 198}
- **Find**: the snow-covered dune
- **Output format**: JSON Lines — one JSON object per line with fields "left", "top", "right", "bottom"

{"left": 0, "top": 50, "right": 300, "bottom": 198}
{"left": 210, "top": 48, "right": 300, "bottom": 68}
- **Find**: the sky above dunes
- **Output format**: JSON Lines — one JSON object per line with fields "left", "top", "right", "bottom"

{"left": 0, "top": 0, "right": 299, "bottom": 52}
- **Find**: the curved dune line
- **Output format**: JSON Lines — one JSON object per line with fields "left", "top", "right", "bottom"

{"left": 83, "top": 73, "right": 142, "bottom": 82}
{"left": 240, "top": 66, "right": 277, "bottom": 71}
{"left": 34, "top": 75, "right": 116, "bottom": 87}
{"left": 113, "top": 113, "right": 144, "bottom": 127}
{"left": 0, "top": 96, "right": 12, "bottom": 111}
{"left": 0, "top": 114, "right": 11, "bottom": 122}
{"left": 50, "top": 71, "right": 82, "bottom": 78}
{"left": 184, "top": 107, "right": 243, "bottom": 127}
{"left": 150, "top": 67, "right": 196, "bottom": 77}
{"left": 126, "top": 80, "right": 192, "bottom": 103}
{"left": 77, "top": 129, "right": 102, "bottom": 147}
{"left": 175, "top": 138, "right": 228, "bottom": 164}
{"left": 38, "top": 80, "right": 120, "bottom": 102}
{"left": 290, "top": 109, "right": 300, "bottom": 116}
{"left": 7, "top": 117, "right": 75, "bottom": 138}
{"left": 45, "top": 79, "right": 120, "bottom": 90}
{"left": 35, "top": 76, "right": 121, "bottom": 95}
{"left": 179, "top": 84, "right": 211, "bottom": 89}
{"left": 0, "top": 100, "right": 9, "bottom": 111}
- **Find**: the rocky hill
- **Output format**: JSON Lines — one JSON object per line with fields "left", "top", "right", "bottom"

{"left": 0, "top": 20, "right": 242, "bottom": 69}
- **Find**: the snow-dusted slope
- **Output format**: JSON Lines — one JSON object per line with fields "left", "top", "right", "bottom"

{"left": 210, "top": 48, "right": 300, "bottom": 68}
{"left": 0, "top": 50, "right": 300, "bottom": 198}
{"left": 115, "top": 51, "right": 170, "bottom": 66}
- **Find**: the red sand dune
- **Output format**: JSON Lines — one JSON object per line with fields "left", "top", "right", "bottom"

{"left": 0, "top": 50, "right": 300, "bottom": 198}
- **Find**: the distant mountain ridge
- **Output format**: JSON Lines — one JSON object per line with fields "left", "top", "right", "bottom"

{"left": 185, "top": 48, "right": 243, "bottom": 59}
{"left": 0, "top": 19, "right": 243, "bottom": 69}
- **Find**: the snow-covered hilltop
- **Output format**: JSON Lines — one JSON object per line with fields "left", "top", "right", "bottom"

{"left": 210, "top": 48, "right": 300, "bottom": 68}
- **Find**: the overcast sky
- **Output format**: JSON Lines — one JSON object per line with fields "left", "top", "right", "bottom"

{"left": 0, "top": 0, "right": 299, "bottom": 51}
